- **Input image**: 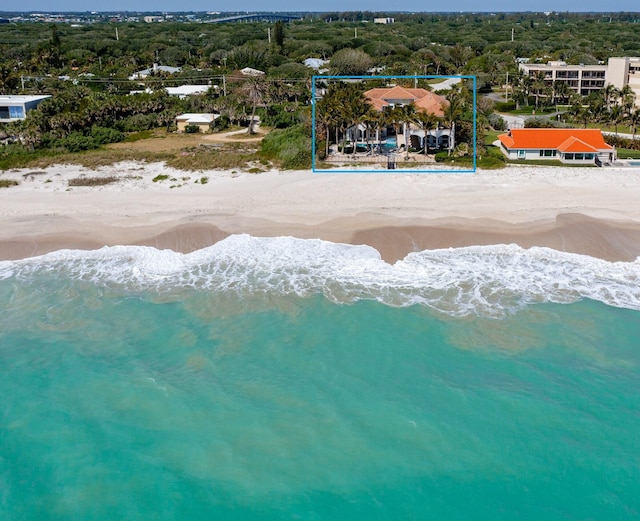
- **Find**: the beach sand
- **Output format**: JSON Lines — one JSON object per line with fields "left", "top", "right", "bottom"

{"left": 1, "top": 161, "right": 640, "bottom": 263}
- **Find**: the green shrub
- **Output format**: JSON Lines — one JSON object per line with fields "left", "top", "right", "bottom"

{"left": 0, "top": 179, "right": 19, "bottom": 188}
{"left": 259, "top": 124, "right": 312, "bottom": 169}
{"left": 494, "top": 102, "right": 516, "bottom": 112}
{"left": 59, "top": 132, "right": 96, "bottom": 153}
{"left": 90, "top": 126, "right": 125, "bottom": 145}
{"left": 605, "top": 135, "right": 640, "bottom": 151}
{"left": 184, "top": 124, "right": 200, "bottom": 134}
{"left": 116, "top": 114, "right": 160, "bottom": 133}
{"left": 214, "top": 115, "right": 231, "bottom": 131}
{"left": 524, "top": 118, "right": 558, "bottom": 129}
{"left": 152, "top": 174, "right": 169, "bottom": 182}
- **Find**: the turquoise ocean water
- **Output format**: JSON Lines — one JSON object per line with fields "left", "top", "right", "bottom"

{"left": 1, "top": 235, "right": 639, "bottom": 520}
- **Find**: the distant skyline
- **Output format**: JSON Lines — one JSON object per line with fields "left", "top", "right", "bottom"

{"left": 3, "top": 1, "right": 640, "bottom": 13}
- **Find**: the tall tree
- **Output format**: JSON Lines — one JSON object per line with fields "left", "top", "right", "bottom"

{"left": 274, "top": 21, "right": 285, "bottom": 49}
{"left": 443, "top": 94, "right": 463, "bottom": 156}
{"left": 242, "top": 76, "right": 267, "bottom": 135}
{"left": 413, "top": 111, "right": 439, "bottom": 156}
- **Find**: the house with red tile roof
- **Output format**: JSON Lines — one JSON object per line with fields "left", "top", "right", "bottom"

{"left": 497, "top": 128, "right": 615, "bottom": 165}
{"left": 358, "top": 86, "right": 451, "bottom": 151}
{"left": 364, "top": 86, "right": 449, "bottom": 117}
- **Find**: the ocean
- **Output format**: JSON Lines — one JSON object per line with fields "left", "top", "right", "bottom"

{"left": 1, "top": 235, "right": 639, "bottom": 520}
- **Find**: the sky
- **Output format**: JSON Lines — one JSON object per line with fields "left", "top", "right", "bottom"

{"left": 5, "top": 1, "right": 640, "bottom": 13}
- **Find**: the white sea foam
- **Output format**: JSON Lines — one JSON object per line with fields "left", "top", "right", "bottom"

{"left": 2, "top": 235, "right": 640, "bottom": 316}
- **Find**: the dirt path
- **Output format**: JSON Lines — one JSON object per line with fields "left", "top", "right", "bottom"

{"left": 108, "top": 127, "right": 267, "bottom": 153}
{"left": 201, "top": 127, "right": 266, "bottom": 144}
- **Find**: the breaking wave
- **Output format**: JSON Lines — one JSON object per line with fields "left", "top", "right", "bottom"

{"left": 1, "top": 234, "right": 639, "bottom": 317}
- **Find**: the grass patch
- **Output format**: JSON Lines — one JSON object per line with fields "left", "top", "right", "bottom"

{"left": 506, "top": 159, "right": 595, "bottom": 167}
{"left": 0, "top": 179, "right": 19, "bottom": 188}
{"left": 153, "top": 174, "right": 169, "bottom": 182}
{"left": 485, "top": 130, "right": 503, "bottom": 145}
{"left": 495, "top": 104, "right": 557, "bottom": 116}
{"left": 616, "top": 148, "right": 640, "bottom": 159}
{"left": 2, "top": 129, "right": 265, "bottom": 172}
{"left": 123, "top": 129, "right": 157, "bottom": 142}
{"left": 165, "top": 142, "right": 259, "bottom": 171}
{"left": 68, "top": 176, "right": 118, "bottom": 186}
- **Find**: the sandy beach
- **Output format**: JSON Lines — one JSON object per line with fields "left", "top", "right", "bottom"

{"left": 1, "top": 161, "right": 640, "bottom": 263}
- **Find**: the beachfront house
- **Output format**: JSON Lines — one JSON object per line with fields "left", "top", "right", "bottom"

{"left": 0, "top": 95, "right": 52, "bottom": 122}
{"left": 497, "top": 128, "right": 615, "bottom": 165}
{"left": 347, "top": 86, "right": 451, "bottom": 151}
{"left": 175, "top": 113, "right": 219, "bottom": 132}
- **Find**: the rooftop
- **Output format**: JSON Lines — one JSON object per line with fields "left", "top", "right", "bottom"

{"left": 498, "top": 128, "right": 613, "bottom": 151}
{"left": 0, "top": 95, "right": 52, "bottom": 103}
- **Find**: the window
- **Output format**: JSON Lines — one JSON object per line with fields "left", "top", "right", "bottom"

{"left": 0, "top": 106, "right": 9, "bottom": 119}
{"left": 539, "top": 149, "right": 556, "bottom": 157}
{"left": 565, "top": 153, "right": 574, "bottom": 160}
{"left": 9, "top": 106, "right": 24, "bottom": 119}
{"left": 575, "top": 153, "right": 584, "bottom": 160}
{"left": 517, "top": 150, "right": 526, "bottom": 158}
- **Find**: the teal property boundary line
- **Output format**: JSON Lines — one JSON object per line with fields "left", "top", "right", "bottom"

{"left": 311, "top": 75, "right": 476, "bottom": 174}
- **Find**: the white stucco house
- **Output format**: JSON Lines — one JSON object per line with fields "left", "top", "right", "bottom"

{"left": 174, "top": 113, "right": 219, "bottom": 132}
{"left": 497, "top": 128, "right": 615, "bottom": 164}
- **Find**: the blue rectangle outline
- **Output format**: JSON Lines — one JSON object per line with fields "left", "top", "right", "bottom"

{"left": 311, "top": 75, "right": 477, "bottom": 174}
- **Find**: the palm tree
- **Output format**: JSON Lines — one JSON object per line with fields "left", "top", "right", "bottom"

{"left": 553, "top": 81, "right": 571, "bottom": 111}
{"left": 619, "top": 85, "right": 635, "bottom": 115}
{"left": 315, "top": 90, "right": 342, "bottom": 158}
{"left": 609, "top": 105, "right": 624, "bottom": 135}
{"left": 360, "top": 107, "right": 380, "bottom": 156}
{"left": 242, "top": 76, "right": 267, "bottom": 135}
{"left": 394, "top": 103, "right": 417, "bottom": 160}
{"left": 443, "top": 94, "right": 463, "bottom": 156}
{"left": 531, "top": 71, "right": 551, "bottom": 110}
{"left": 413, "top": 111, "right": 438, "bottom": 157}
{"left": 601, "top": 84, "right": 619, "bottom": 112}
{"left": 628, "top": 108, "right": 640, "bottom": 140}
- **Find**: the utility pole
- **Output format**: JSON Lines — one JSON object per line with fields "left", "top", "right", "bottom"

{"left": 268, "top": 27, "right": 271, "bottom": 44}
{"left": 115, "top": 27, "right": 119, "bottom": 41}
{"left": 511, "top": 27, "right": 514, "bottom": 42}
{"left": 354, "top": 27, "right": 357, "bottom": 38}
{"left": 222, "top": 75, "right": 227, "bottom": 97}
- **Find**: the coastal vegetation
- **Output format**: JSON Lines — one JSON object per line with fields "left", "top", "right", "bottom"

{"left": 1, "top": 12, "right": 640, "bottom": 170}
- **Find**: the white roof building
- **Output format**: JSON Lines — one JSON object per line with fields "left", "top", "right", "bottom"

{"left": 129, "top": 64, "right": 182, "bottom": 80}
{"left": 0, "top": 95, "right": 52, "bottom": 122}
{"left": 165, "top": 85, "right": 211, "bottom": 98}
{"left": 175, "top": 113, "right": 219, "bottom": 132}
{"left": 304, "top": 58, "right": 329, "bottom": 70}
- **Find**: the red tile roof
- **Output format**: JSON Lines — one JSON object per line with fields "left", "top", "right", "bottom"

{"left": 498, "top": 128, "right": 613, "bottom": 152}
{"left": 364, "top": 87, "right": 449, "bottom": 117}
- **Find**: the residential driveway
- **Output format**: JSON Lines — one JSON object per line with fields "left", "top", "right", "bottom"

{"left": 500, "top": 114, "right": 527, "bottom": 129}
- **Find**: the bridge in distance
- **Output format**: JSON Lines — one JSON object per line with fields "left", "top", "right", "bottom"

{"left": 206, "top": 13, "right": 303, "bottom": 23}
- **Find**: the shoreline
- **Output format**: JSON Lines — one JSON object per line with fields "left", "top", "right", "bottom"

{"left": 2, "top": 161, "right": 640, "bottom": 264}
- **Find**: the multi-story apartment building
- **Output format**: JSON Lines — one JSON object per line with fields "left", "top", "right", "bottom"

{"left": 607, "top": 57, "right": 640, "bottom": 107}
{"left": 519, "top": 58, "right": 640, "bottom": 106}
{"left": 518, "top": 61, "right": 607, "bottom": 96}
